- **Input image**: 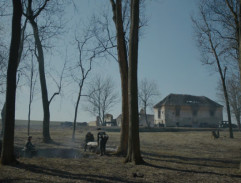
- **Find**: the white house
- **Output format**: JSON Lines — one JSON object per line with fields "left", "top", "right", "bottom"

{"left": 153, "top": 94, "right": 223, "bottom": 127}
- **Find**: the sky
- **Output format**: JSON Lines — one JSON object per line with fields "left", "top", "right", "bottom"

{"left": 2, "top": 0, "right": 225, "bottom": 123}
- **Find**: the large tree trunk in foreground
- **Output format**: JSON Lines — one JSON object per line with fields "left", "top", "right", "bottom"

{"left": 1, "top": 103, "right": 6, "bottom": 137}
{"left": 125, "top": 0, "right": 143, "bottom": 164}
{"left": 1, "top": 0, "right": 22, "bottom": 165}
{"left": 239, "top": 0, "right": 241, "bottom": 89}
{"left": 110, "top": 0, "right": 129, "bottom": 156}
{"left": 1, "top": 18, "right": 27, "bottom": 138}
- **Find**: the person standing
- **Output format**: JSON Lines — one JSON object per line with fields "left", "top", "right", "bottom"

{"left": 97, "top": 131, "right": 109, "bottom": 156}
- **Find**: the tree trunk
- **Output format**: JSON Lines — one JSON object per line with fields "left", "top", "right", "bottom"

{"left": 223, "top": 85, "right": 233, "bottom": 138}
{"left": 236, "top": 113, "right": 241, "bottom": 131}
{"left": 207, "top": 22, "right": 234, "bottom": 138}
{"left": 144, "top": 106, "right": 150, "bottom": 128}
{"left": 29, "top": 19, "right": 51, "bottom": 143}
{"left": 125, "top": 0, "right": 143, "bottom": 164}
{"left": 1, "top": 0, "right": 22, "bottom": 165}
{"left": 239, "top": 1, "right": 241, "bottom": 88}
{"left": 72, "top": 85, "right": 82, "bottom": 141}
{"left": 1, "top": 103, "right": 6, "bottom": 137}
{"left": 1, "top": 18, "right": 26, "bottom": 138}
{"left": 111, "top": 0, "right": 129, "bottom": 156}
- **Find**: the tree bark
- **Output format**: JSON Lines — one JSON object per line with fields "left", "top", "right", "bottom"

{"left": 1, "top": 103, "right": 6, "bottom": 137}
{"left": 239, "top": 0, "right": 241, "bottom": 88}
{"left": 1, "top": 18, "right": 27, "bottom": 138}
{"left": 110, "top": 0, "right": 129, "bottom": 156}
{"left": 125, "top": 0, "right": 143, "bottom": 164}
{"left": 1, "top": 0, "right": 22, "bottom": 165}
{"left": 144, "top": 106, "right": 150, "bottom": 128}
{"left": 222, "top": 82, "right": 233, "bottom": 138}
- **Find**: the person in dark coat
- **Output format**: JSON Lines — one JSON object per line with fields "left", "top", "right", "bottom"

{"left": 97, "top": 131, "right": 109, "bottom": 156}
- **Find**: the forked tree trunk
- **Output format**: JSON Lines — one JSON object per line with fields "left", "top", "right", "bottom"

{"left": 1, "top": 0, "right": 22, "bottom": 165}
{"left": 29, "top": 19, "right": 51, "bottom": 143}
{"left": 110, "top": 0, "right": 129, "bottom": 156}
{"left": 125, "top": 0, "right": 143, "bottom": 164}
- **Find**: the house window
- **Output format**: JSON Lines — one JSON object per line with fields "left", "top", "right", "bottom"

{"left": 175, "top": 106, "right": 181, "bottom": 116}
{"left": 158, "top": 109, "right": 161, "bottom": 119}
{"left": 210, "top": 110, "right": 215, "bottom": 116}
{"left": 192, "top": 109, "right": 198, "bottom": 116}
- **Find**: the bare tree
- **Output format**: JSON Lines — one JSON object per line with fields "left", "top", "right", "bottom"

{"left": 217, "top": 74, "right": 241, "bottom": 131}
{"left": 125, "top": 0, "right": 144, "bottom": 164}
{"left": 70, "top": 35, "right": 95, "bottom": 140}
{"left": 1, "top": 0, "right": 22, "bottom": 165}
{"left": 23, "top": 0, "right": 64, "bottom": 142}
{"left": 192, "top": 0, "right": 233, "bottom": 138}
{"left": 85, "top": 75, "right": 119, "bottom": 126}
{"left": 223, "top": 0, "right": 241, "bottom": 86}
{"left": 138, "top": 78, "right": 160, "bottom": 128}
{"left": 26, "top": 49, "right": 38, "bottom": 136}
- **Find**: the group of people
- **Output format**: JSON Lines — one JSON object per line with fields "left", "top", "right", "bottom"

{"left": 84, "top": 130, "right": 109, "bottom": 156}
{"left": 23, "top": 130, "right": 109, "bottom": 158}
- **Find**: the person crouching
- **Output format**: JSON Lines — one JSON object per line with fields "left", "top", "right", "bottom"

{"left": 24, "top": 136, "right": 37, "bottom": 157}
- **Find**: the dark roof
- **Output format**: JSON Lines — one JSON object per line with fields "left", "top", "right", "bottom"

{"left": 153, "top": 94, "right": 223, "bottom": 108}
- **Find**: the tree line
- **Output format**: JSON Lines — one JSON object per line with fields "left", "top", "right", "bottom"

{"left": 0, "top": 0, "right": 148, "bottom": 165}
{"left": 1, "top": 0, "right": 240, "bottom": 167}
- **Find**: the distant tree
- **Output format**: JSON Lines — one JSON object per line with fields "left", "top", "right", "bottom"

{"left": 138, "top": 78, "right": 160, "bottom": 128}
{"left": 192, "top": 0, "right": 233, "bottom": 138}
{"left": 85, "top": 75, "right": 119, "bottom": 126}
{"left": 1, "top": 0, "right": 22, "bottom": 165}
{"left": 125, "top": 0, "right": 144, "bottom": 164}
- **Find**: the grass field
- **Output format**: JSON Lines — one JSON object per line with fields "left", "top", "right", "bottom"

{"left": 0, "top": 122, "right": 241, "bottom": 183}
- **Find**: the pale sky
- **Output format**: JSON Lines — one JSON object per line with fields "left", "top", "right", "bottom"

{"left": 2, "top": 0, "right": 224, "bottom": 123}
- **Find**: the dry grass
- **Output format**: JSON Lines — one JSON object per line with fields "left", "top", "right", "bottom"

{"left": 0, "top": 124, "right": 241, "bottom": 183}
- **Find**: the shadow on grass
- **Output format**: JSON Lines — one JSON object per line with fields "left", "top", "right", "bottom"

{"left": 142, "top": 151, "right": 240, "bottom": 166}
{"left": 144, "top": 161, "right": 241, "bottom": 178}
{"left": 14, "top": 162, "right": 135, "bottom": 183}
{"left": 144, "top": 155, "right": 238, "bottom": 169}
{"left": 142, "top": 151, "right": 241, "bottom": 178}
{"left": 0, "top": 178, "right": 55, "bottom": 183}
